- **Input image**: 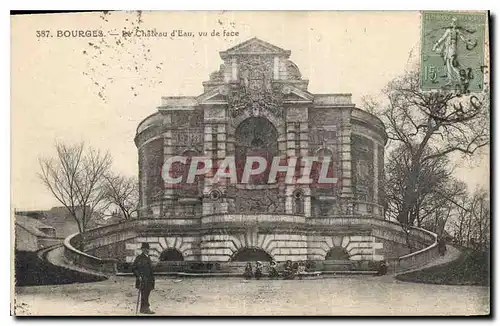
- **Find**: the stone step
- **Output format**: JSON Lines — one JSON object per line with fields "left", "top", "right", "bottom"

{"left": 115, "top": 270, "right": 377, "bottom": 277}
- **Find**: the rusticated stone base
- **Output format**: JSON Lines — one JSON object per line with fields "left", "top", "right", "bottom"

{"left": 122, "top": 230, "right": 385, "bottom": 264}
{"left": 125, "top": 236, "right": 199, "bottom": 262}
{"left": 67, "top": 216, "right": 437, "bottom": 275}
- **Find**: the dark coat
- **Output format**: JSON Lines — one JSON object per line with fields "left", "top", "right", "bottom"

{"left": 132, "top": 253, "right": 155, "bottom": 290}
{"left": 243, "top": 265, "right": 253, "bottom": 279}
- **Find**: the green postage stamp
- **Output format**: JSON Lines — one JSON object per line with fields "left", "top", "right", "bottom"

{"left": 420, "top": 11, "right": 488, "bottom": 92}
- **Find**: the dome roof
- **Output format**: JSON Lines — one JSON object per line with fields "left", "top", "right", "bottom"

{"left": 284, "top": 60, "right": 301, "bottom": 80}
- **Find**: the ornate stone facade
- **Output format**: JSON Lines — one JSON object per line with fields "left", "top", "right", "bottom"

{"left": 133, "top": 38, "right": 388, "bottom": 263}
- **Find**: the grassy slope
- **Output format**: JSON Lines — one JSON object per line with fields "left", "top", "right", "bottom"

{"left": 396, "top": 249, "right": 490, "bottom": 286}
{"left": 15, "top": 250, "right": 106, "bottom": 286}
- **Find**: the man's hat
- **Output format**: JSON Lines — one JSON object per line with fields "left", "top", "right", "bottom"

{"left": 141, "top": 242, "right": 150, "bottom": 249}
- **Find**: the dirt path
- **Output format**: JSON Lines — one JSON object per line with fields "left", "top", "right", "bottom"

{"left": 14, "top": 275, "right": 489, "bottom": 316}
{"left": 14, "top": 244, "right": 488, "bottom": 316}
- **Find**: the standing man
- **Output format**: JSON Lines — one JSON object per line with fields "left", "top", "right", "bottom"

{"left": 132, "top": 243, "right": 155, "bottom": 314}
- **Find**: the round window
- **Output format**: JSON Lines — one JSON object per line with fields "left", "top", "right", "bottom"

{"left": 209, "top": 189, "right": 222, "bottom": 201}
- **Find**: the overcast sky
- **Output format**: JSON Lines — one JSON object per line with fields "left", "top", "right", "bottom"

{"left": 11, "top": 11, "right": 489, "bottom": 210}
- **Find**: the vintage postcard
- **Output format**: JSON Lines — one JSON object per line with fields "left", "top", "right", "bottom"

{"left": 11, "top": 11, "right": 490, "bottom": 316}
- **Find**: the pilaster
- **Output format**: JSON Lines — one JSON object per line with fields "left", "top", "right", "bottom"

{"left": 339, "top": 108, "right": 354, "bottom": 199}
{"left": 373, "top": 143, "right": 379, "bottom": 216}
{"left": 162, "top": 113, "right": 174, "bottom": 217}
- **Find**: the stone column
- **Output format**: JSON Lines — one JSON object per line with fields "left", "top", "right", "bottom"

{"left": 284, "top": 122, "right": 297, "bottom": 214}
{"left": 202, "top": 106, "right": 229, "bottom": 215}
{"left": 215, "top": 122, "right": 229, "bottom": 213}
{"left": 299, "top": 121, "right": 311, "bottom": 217}
{"left": 339, "top": 109, "right": 354, "bottom": 211}
{"left": 285, "top": 107, "right": 310, "bottom": 216}
{"left": 276, "top": 122, "right": 287, "bottom": 213}
{"left": 273, "top": 56, "right": 280, "bottom": 80}
{"left": 200, "top": 117, "right": 232, "bottom": 261}
{"left": 138, "top": 145, "right": 148, "bottom": 216}
{"left": 231, "top": 57, "right": 238, "bottom": 81}
{"left": 373, "top": 143, "right": 379, "bottom": 216}
{"left": 202, "top": 123, "right": 215, "bottom": 215}
{"left": 162, "top": 113, "right": 174, "bottom": 217}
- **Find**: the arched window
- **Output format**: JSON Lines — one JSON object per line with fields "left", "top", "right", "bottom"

{"left": 325, "top": 247, "right": 350, "bottom": 260}
{"left": 235, "top": 117, "right": 278, "bottom": 184}
{"left": 313, "top": 147, "right": 336, "bottom": 193}
{"left": 159, "top": 249, "right": 184, "bottom": 261}
{"left": 181, "top": 149, "right": 201, "bottom": 196}
{"left": 293, "top": 189, "right": 305, "bottom": 215}
{"left": 230, "top": 247, "right": 273, "bottom": 262}
{"left": 251, "top": 138, "right": 265, "bottom": 148}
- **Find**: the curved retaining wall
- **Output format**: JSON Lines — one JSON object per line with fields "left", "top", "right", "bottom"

{"left": 61, "top": 217, "right": 438, "bottom": 275}
{"left": 390, "top": 226, "right": 439, "bottom": 272}
{"left": 64, "top": 233, "right": 118, "bottom": 275}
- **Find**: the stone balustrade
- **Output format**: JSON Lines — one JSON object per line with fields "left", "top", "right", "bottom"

{"left": 62, "top": 215, "right": 438, "bottom": 276}
{"left": 313, "top": 93, "right": 353, "bottom": 106}
{"left": 389, "top": 226, "right": 439, "bottom": 272}
{"left": 63, "top": 233, "right": 118, "bottom": 275}
{"left": 351, "top": 200, "right": 385, "bottom": 217}
{"left": 201, "top": 214, "right": 306, "bottom": 225}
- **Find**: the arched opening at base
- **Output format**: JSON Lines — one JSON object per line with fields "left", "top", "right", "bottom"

{"left": 325, "top": 247, "right": 350, "bottom": 260}
{"left": 231, "top": 247, "right": 273, "bottom": 262}
{"left": 159, "top": 249, "right": 184, "bottom": 261}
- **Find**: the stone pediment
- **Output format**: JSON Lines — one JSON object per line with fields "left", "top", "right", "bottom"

{"left": 197, "top": 83, "right": 313, "bottom": 106}
{"left": 220, "top": 37, "right": 291, "bottom": 59}
{"left": 197, "top": 86, "right": 228, "bottom": 104}
{"left": 282, "top": 85, "right": 314, "bottom": 103}
{"left": 283, "top": 93, "right": 311, "bottom": 102}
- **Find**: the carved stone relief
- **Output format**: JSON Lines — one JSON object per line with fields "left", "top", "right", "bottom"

{"left": 234, "top": 189, "right": 283, "bottom": 213}
{"left": 225, "top": 55, "right": 285, "bottom": 119}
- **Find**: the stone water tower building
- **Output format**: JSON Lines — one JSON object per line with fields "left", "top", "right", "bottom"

{"left": 131, "top": 38, "right": 389, "bottom": 264}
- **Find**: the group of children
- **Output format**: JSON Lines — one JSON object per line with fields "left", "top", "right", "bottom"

{"left": 243, "top": 260, "right": 311, "bottom": 280}
{"left": 243, "top": 261, "right": 262, "bottom": 280}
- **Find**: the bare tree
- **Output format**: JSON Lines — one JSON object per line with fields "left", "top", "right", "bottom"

{"left": 469, "top": 187, "right": 490, "bottom": 251}
{"left": 385, "top": 144, "right": 462, "bottom": 225}
{"left": 367, "top": 70, "right": 489, "bottom": 225}
{"left": 102, "top": 174, "right": 139, "bottom": 220}
{"left": 449, "top": 191, "right": 470, "bottom": 247}
{"left": 39, "top": 142, "right": 112, "bottom": 233}
{"left": 449, "top": 187, "right": 490, "bottom": 251}
{"left": 420, "top": 179, "right": 468, "bottom": 235}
